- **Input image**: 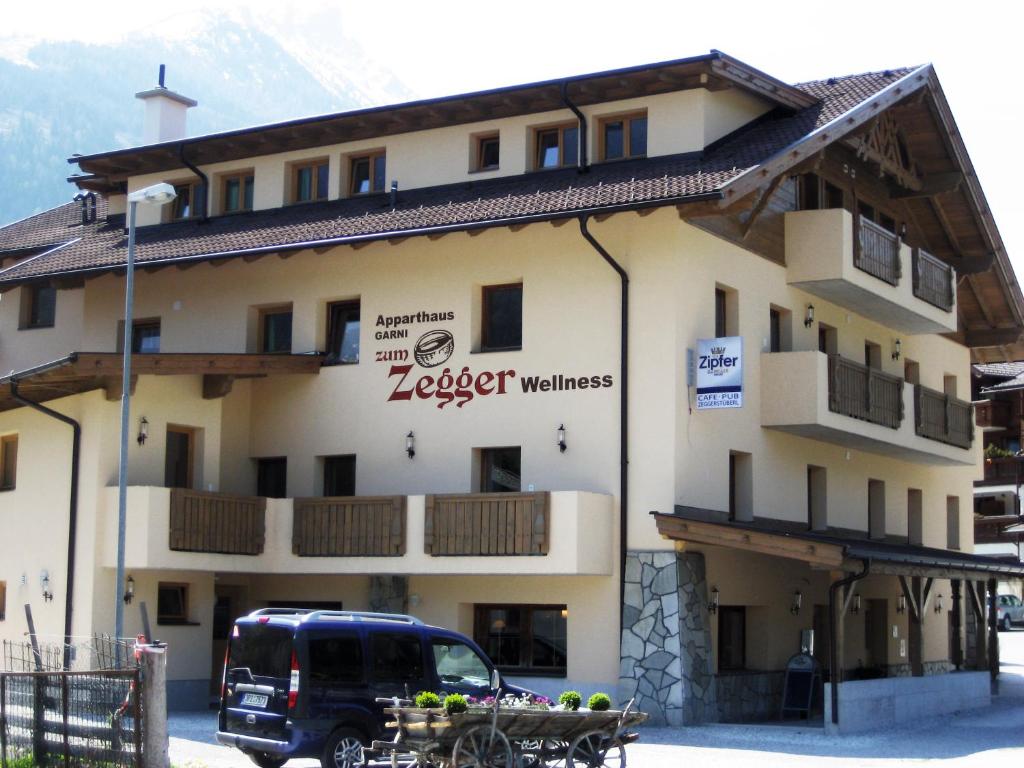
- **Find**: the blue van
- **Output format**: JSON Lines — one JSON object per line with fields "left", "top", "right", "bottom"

{"left": 216, "top": 608, "right": 529, "bottom": 768}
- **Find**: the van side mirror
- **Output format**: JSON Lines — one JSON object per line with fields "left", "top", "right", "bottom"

{"left": 490, "top": 668, "right": 501, "bottom": 691}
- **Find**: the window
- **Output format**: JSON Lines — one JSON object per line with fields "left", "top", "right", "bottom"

{"left": 904, "top": 359, "right": 920, "bottom": 385}
{"left": 599, "top": 112, "right": 647, "bottom": 161}
{"left": 20, "top": 284, "right": 56, "bottom": 329}
{"left": 326, "top": 300, "right": 360, "bottom": 364}
{"left": 157, "top": 583, "right": 190, "bottom": 624}
{"left": 769, "top": 306, "right": 791, "bottom": 353}
{"left": 728, "top": 451, "right": 752, "bottom": 522}
{"left": 171, "top": 182, "right": 204, "bottom": 220}
{"left": 0, "top": 581, "right": 5, "bottom": 621}
{"left": 260, "top": 306, "right": 293, "bottom": 354}
{"left": 818, "top": 323, "right": 837, "bottom": 355}
{"left": 308, "top": 631, "right": 364, "bottom": 683}
{"left": 323, "top": 455, "right": 356, "bottom": 497}
{"left": 534, "top": 124, "right": 578, "bottom": 169}
{"left": 370, "top": 632, "right": 425, "bottom": 682}
{"left": 717, "top": 606, "right": 746, "bottom": 671}
{"left": 947, "top": 496, "right": 960, "bottom": 550}
{"left": 715, "top": 288, "right": 727, "bottom": 337}
{"left": 293, "top": 159, "right": 329, "bottom": 203}
{"left": 474, "top": 605, "right": 567, "bottom": 676}
{"left": 1, "top": 435, "right": 17, "bottom": 491}
{"left": 864, "top": 341, "right": 881, "bottom": 369}
{"left": 807, "top": 465, "right": 827, "bottom": 531}
{"left": 481, "top": 283, "right": 522, "bottom": 351}
{"left": 908, "top": 488, "right": 923, "bottom": 545}
{"left": 475, "top": 134, "right": 500, "bottom": 171}
{"left": 117, "top": 318, "right": 161, "bottom": 354}
{"left": 226, "top": 624, "right": 293, "bottom": 679}
{"left": 432, "top": 638, "right": 491, "bottom": 692}
{"left": 164, "top": 426, "right": 194, "bottom": 489}
{"left": 257, "top": 457, "right": 287, "bottom": 499}
{"left": 868, "top": 479, "right": 885, "bottom": 539}
{"left": 714, "top": 285, "right": 737, "bottom": 337}
{"left": 349, "top": 152, "right": 386, "bottom": 195}
{"left": 222, "top": 172, "right": 254, "bottom": 213}
{"left": 479, "top": 447, "right": 521, "bottom": 493}
{"left": 798, "top": 173, "right": 843, "bottom": 210}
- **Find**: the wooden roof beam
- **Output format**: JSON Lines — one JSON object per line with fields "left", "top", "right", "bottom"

{"left": 891, "top": 172, "right": 964, "bottom": 199}
{"left": 965, "top": 328, "right": 1022, "bottom": 347}
{"left": 956, "top": 253, "right": 995, "bottom": 275}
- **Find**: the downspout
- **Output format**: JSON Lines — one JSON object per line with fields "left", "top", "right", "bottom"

{"left": 578, "top": 216, "right": 627, "bottom": 618}
{"left": 827, "top": 558, "right": 870, "bottom": 726}
{"left": 10, "top": 380, "right": 81, "bottom": 671}
{"left": 179, "top": 145, "right": 210, "bottom": 222}
{"left": 561, "top": 82, "right": 589, "bottom": 172}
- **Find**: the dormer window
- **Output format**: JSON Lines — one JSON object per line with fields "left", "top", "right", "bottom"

{"left": 474, "top": 134, "right": 500, "bottom": 171}
{"left": 171, "top": 181, "right": 204, "bottom": 220}
{"left": 292, "top": 159, "right": 329, "bottom": 203}
{"left": 222, "top": 172, "right": 254, "bottom": 213}
{"left": 534, "top": 124, "right": 578, "bottom": 170}
{"left": 599, "top": 112, "right": 647, "bottom": 161}
{"left": 349, "top": 151, "right": 386, "bottom": 195}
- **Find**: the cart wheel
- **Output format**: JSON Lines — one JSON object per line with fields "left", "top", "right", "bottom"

{"left": 452, "top": 724, "right": 514, "bottom": 768}
{"left": 567, "top": 732, "right": 626, "bottom": 768}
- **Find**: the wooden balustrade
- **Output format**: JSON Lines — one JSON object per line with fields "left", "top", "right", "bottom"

{"left": 854, "top": 217, "right": 901, "bottom": 286}
{"left": 981, "top": 457, "right": 1024, "bottom": 484}
{"left": 975, "top": 399, "right": 1011, "bottom": 430}
{"left": 168, "top": 488, "right": 266, "bottom": 555}
{"left": 913, "top": 385, "right": 974, "bottom": 449}
{"left": 292, "top": 496, "right": 406, "bottom": 556}
{"left": 827, "top": 355, "right": 904, "bottom": 429}
{"left": 424, "top": 492, "right": 549, "bottom": 556}
{"left": 912, "top": 248, "right": 955, "bottom": 311}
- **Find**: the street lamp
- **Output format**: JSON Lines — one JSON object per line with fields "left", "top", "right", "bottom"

{"left": 114, "top": 183, "right": 176, "bottom": 648}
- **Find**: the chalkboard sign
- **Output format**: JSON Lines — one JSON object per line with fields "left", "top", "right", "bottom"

{"left": 781, "top": 652, "right": 820, "bottom": 717}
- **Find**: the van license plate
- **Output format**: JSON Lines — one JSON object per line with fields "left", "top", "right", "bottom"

{"left": 241, "top": 693, "right": 269, "bottom": 708}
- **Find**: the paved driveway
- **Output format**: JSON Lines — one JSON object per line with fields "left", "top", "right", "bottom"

{"left": 171, "top": 631, "right": 1024, "bottom": 767}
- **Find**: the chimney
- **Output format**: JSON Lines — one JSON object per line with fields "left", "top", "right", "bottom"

{"left": 135, "top": 65, "right": 197, "bottom": 144}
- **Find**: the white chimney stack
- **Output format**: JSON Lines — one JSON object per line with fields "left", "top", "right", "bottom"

{"left": 135, "top": 65, "right": 197, "bottom": 144}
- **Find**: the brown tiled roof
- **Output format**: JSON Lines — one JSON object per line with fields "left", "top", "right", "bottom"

{"left": 0, "top": 68, "right": 912, "bottom": 286}
{"left": 0, "top": 197, "right": 107, "bottom": 257}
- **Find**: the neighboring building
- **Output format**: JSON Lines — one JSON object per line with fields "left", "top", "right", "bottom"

{"left": 1, "top": 51, "right": 1023, "bottom": 731}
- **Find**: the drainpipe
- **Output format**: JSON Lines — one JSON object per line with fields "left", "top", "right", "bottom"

{"left": 577, "top": 216, "right": 627, "bottom": 618}
{"left": 179, "top": 145, "right": 210, "bottom": 222}
{"left": 9, "top": 381, "right": 81, "bottom": 671}
{"left": 561, "top": 82, "right": 589, "bottom": 172}
{"left": 827, "top": 558, "right": 870, "bottom": 726}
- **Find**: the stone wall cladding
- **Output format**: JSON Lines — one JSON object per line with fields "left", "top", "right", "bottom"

{"left": 369, "top": 575, "right": 408, "bottom": 614}
{"left": 715, "top": 671, "right": 786, "bottom": 722}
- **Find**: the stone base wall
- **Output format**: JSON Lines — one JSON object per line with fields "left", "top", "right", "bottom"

{"left": 369, "top": 576, "right": 408, "bottom": 614}
{"left": 883, "top": 661, "right": 954, "bottom": 678}
{"left": 715, "top": 671, "right": 786, "bottom": 723}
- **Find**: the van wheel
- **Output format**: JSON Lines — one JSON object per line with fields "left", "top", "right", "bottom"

{"left": 248, "top": 752, "right": 287, "bottom": 768}
{"left": 322, "top": 727, "right": 366, "bottom": 768}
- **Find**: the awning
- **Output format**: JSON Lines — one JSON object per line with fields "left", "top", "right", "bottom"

{"left": 654, "top": 510, "right": 1024, "bottom": 581}
{"left": 0, "top": 351, "right": 323, "bottom": 412}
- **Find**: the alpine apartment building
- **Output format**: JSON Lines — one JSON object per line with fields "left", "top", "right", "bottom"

{"left": 1, "top": 50, "right": 1023, "bottom": 731}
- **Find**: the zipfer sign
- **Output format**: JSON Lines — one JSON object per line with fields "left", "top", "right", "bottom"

{"left": 695, "top": 336, "right": 743, "bottom": 409}
{"left": 375, "top": 312, "right": 614, "bottom": 409}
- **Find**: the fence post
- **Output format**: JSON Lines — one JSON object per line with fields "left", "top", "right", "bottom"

{"left": 139, "top": 644, "right": 169, "bottom": 768}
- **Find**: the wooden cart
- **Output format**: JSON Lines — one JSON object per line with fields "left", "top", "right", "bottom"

{"left": 368, "top": 698, "right": 646, "bottom": 768}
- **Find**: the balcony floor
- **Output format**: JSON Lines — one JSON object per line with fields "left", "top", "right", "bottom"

{"left": 767, "top": 422, "right": 975, "bottom": 466}
{"left": 790, "top": 278, "right": 954, "bottom": 335}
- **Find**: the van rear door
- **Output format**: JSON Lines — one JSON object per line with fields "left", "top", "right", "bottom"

{"left": 223, "top": 623, "right": 293, "bottom": 740}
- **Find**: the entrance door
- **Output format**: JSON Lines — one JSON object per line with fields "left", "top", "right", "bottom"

{"left": 165, "top": 426, "right": 195, "bottom": 488}
{"left": 211, "top": 585, "right": 248, "bottom": 694}
{"left": 864, "top": 599, "right": 888, "bottom": 672}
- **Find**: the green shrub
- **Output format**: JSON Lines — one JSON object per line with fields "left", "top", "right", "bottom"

{"left": 415, "top": 691, "right": 441, "bottom": 709}
{"left": 985, "top": 443, "right": 1015, "bottom": 459}
{"left": 558, "top": 690, "right": 582, "bottom": 711}
{"left": 444, "top": 692, "right": 468, "bottom": 714}
{"left": 587, "top": 692, "right": 612, "bottom": 711}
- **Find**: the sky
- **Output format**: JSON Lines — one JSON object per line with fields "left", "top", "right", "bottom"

{"left": 3, "top": 0, "right": 1022, "bottom": 272}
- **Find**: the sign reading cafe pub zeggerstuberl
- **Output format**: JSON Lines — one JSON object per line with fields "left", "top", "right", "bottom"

{"left": 373, "top": 311, "right": 614, "bottom": 408}
{"left": 696, "top": 336, "right": 743, "bottom": 409}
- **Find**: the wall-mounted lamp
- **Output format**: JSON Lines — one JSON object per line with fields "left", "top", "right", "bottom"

{"left": 790, "top": 590, "right": 803, "bottom": 615}
{"left": 708, "top": 587, "right": 720, "bottom": 615}
{"left": 405, "top": 431, "right": 415, "bottom": 459}
{"left": 891, "top": 339, "right": 902, "bottom": 361}
{"left": 557, "top": 424, "right": 567, "bottom": 453}
{"left": 560, "top": 608, "right": 569, "bottom": 620}
{"left": 41, "top": 571, "right": 53, "bottom": 603}
{"left": 137, "top": 416, "right": 149, "bottom": 446}
{"left": 897, "top": 594, "right": 907, "bottom": 614}
{"left": 934, "top": 594, "right": 943, "bottom": 614}
{"left": 804, "top": 304, "right": 815, "bottom": 328}
{"left": 851, "top": 594, "right": 862, "bottom": 615}
{"left": 123, "top": 575, "right": 135, "bottom": 605}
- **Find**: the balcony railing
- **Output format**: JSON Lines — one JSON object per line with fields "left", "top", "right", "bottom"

{"left": 424, "top": 492, "right": 550, "bottom": 556}
{"left": 854, "top": 217, "right": 901, "bottom": 286}
{"left": 975, "top": 399, "right": 1011, "bottom": 430}
{"left": 912, "top": 248, "right": 955, "bottom": 312}
{"left": 168, "top": 488, "right": 266, "bottom": 555}
{"left": 827, "top": 355, "right": 904, "bottom": 429}
{"left": 975, "top": 514, "right": 1024, "bottom": 545}
{"left": 913, "top": 385, "right": 974, "bottom": 449}
{"left": 981, "top": 457, "right": 1024, "bottom": 484}
{"left": 292, "top": 496, "right": 406, "bottom": 556}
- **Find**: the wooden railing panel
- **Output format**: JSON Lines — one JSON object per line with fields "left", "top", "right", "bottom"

{"left": 975, "top": 399, "right": 1011, "bottom": 430}
{"left": 827, "top": 355, "right": 903, "bottom": 429}
{"left": 424, "top": 492, "right": 549, "bottom": 556}
{"left": 292, "top": 496, "right": 406, "bottom": 556}
{"left": 912, "top": 248, "right": 955, "bottom": 312}
{"left": 168, "top": 488, "right": 266, "bottom": 555}
{"left": 854, "top": 217, "right": 901, "bottom": 286}
{"left": 913, "top": 384, "right": 974, "bottom": 449}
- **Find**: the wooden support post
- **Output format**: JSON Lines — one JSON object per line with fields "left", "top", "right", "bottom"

{"left": 833, "top": 585, "right": 846, "bottom": 685}
{"left": 951, "top": 579, "right": 963, "bottom": 671}
{"left": 972, "top": 580, "right": 988, "bottom": 672}
{"left": 909, "top": 576, "right": 924, "bottom": 677}
{"left": 988, "top": 578, "right": 1000, "bottom": 691}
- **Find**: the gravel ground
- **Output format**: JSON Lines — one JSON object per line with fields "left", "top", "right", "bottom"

{"left": 170, "top": 631, "right": 1024, "bottom": 768}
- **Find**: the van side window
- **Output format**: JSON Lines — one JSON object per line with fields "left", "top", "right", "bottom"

{"left": 309, "top": 632, "right": 363, "bottom": 683}
{"left": 432, "top": 638, "right": 490, "bottom": 687}
{"left": 370, "top": 633, "right": 424, "bottom": 681}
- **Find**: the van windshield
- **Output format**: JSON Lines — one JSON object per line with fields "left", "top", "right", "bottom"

{"left": 432, "top": 638, "right": 490, "bottom": 689}
{"left": 227, "top": 624, "right": 293, "bottom": 680}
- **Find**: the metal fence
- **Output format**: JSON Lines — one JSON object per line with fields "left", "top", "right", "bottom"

{"left": 3, "top": 636, "right": 137, "bottom": 674}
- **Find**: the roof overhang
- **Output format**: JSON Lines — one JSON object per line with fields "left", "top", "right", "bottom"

{"left": 0, "top": 352, "right": 323, "bottom": 412}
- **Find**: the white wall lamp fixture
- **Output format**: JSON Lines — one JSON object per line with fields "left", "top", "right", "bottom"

{"left": 707, "top": 587, "right": 720, "bottom": 615}
{"left": 41, "top": 570, "right": 53, "bottom": 603}
{"left": 123, "top": 575, "right": 135, "bottom": 605}
{"left": 790, "top": 590, "right": 803, "bottom": 615}
{"left": 137, "top": 416, "right": 149, "bottom": 446}
{"left": 934, "top": 594, "right": 943, "bottom": 614}
{"left": 892, "top": 339, "right": 902, "bottom": 361}
{"left": 804, "top": 304, "right": 815, "bottom": 328}
{"left": 557, "top": 424, "right": 567, "bottom": 453}
{"left": 897, "top": 594, "right": 907, "bottom": 614}
{"left": 406, "top": 431, "right": 416, "bottom": 459}
{"left": 851, "top": 593, "right": 861, "bottom": 615}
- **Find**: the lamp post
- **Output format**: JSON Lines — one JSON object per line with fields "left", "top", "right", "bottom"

{"left": 114, "top": 183, "right": 176, "bottom": 648}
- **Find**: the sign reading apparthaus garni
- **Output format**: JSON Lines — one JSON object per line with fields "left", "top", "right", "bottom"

{"left": 696, "top": 336, "right": 743, "bottom": 409}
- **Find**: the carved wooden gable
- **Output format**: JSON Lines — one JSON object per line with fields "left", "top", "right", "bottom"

{"left": 850, "top": 111, "right": 920, "bottom": 190}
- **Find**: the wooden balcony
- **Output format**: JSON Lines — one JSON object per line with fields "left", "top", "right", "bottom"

{"left": 785, "top": 209, "right": 957, "bottom": 334}
{"left": 424, "top": 492, "right": 550, "bottom": 556}
{"left": 292, "top": 496, "right": 406, "bottom": 556}
{"left": 168, "top": 488, "right": 266, "bottom": 555}
{"left": 828, "top": 356, "right": 903, "bottom": 429}
{"left": 979, "top": 457, "right": 1024, "bottom": 486}
{"left": 913, "top": 386, "right": 974, "bottom": 449}
{"left": 975, "top": 399, "right": 1011, "bottom": 431}
{"left": 974, "top": 515, "right": 1024, "bottom": 545}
